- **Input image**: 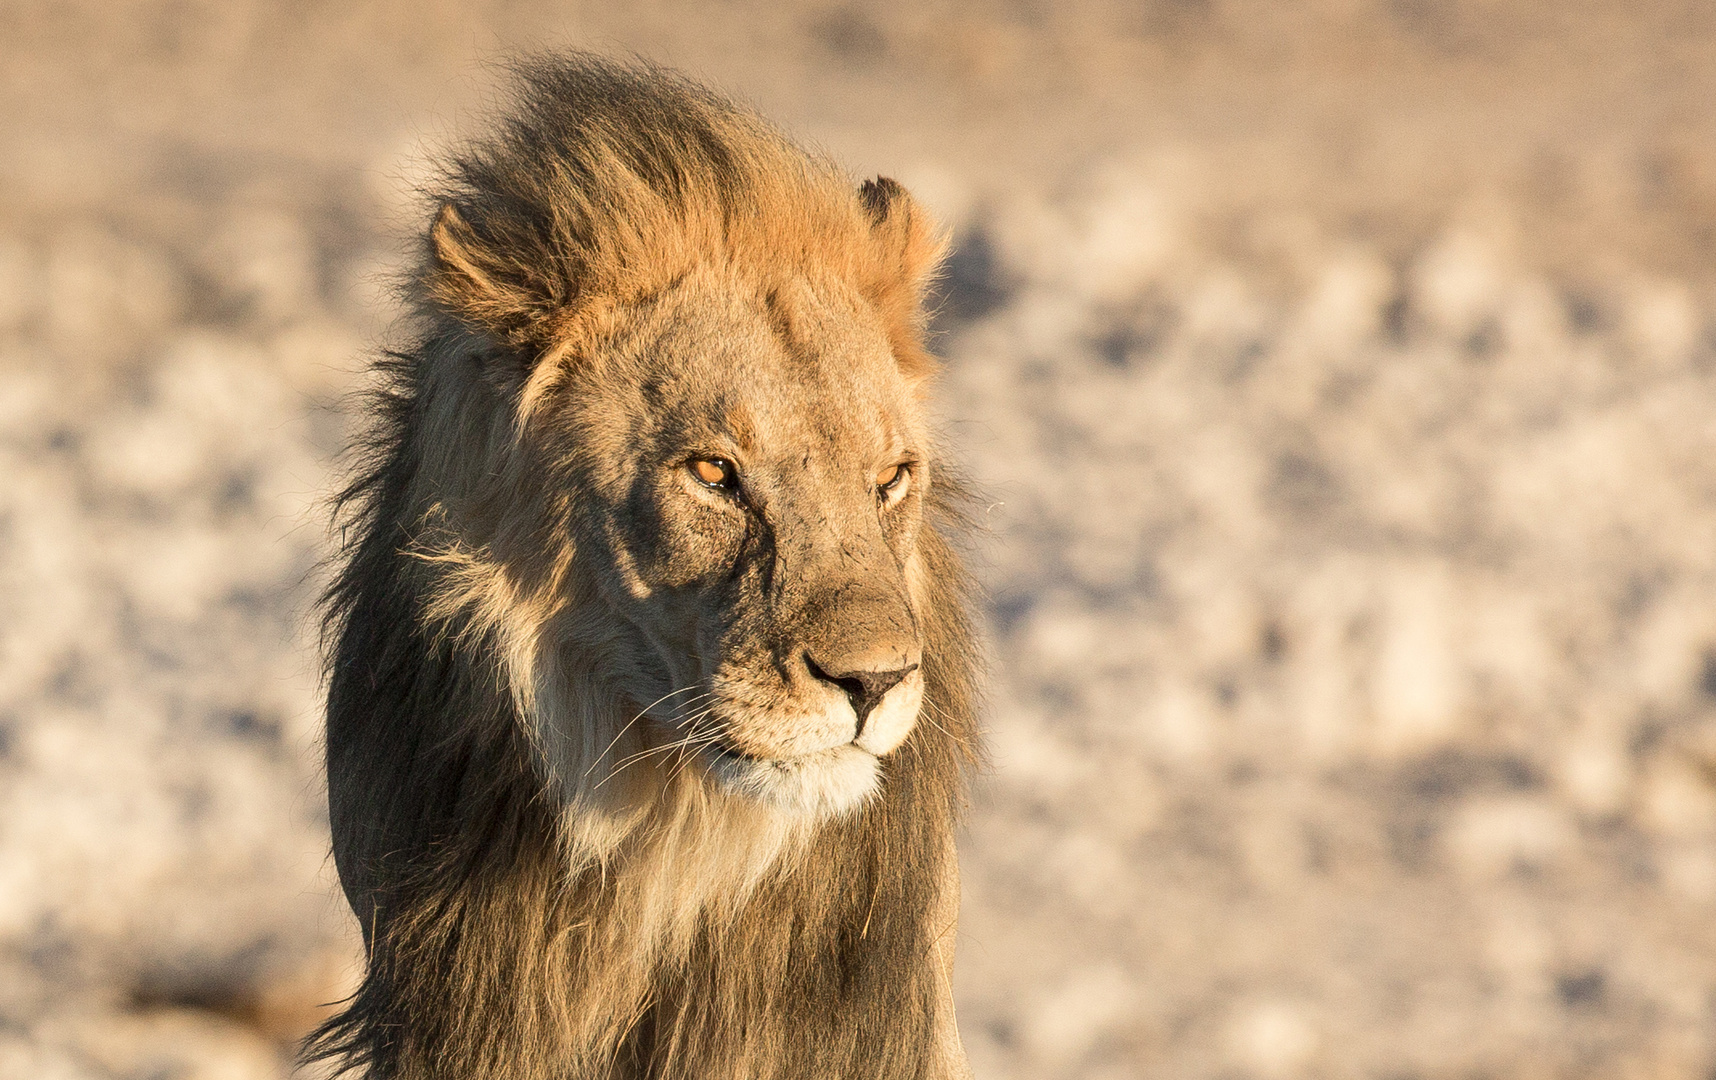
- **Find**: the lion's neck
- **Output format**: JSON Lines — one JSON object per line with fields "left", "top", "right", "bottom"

{"left": 403, "top": 763, "right": 955, "bottom": 1080}
{"left": 558, "top": 762, "right": 816, "bottom": 965}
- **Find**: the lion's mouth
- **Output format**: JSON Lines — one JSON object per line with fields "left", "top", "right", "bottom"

{"left": 699, "top": 739, "right": 880, "bottom": 817}
{"left": 708, "top": 742, "right": 761, "bottom": 765}
{"left": 704, "top": 737, "right": 859, "bottom": 768}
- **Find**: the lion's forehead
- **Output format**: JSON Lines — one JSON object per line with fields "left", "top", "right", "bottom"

{"left": 727, "top": 378, "right": 909, "bottom": 462}
{"left": 621, "top": 268, "right": 923, "bottom": 464}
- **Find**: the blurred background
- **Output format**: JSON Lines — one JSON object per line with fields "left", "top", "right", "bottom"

{"left": 6, "top": 2, "right": 1716, "bottom": 1077}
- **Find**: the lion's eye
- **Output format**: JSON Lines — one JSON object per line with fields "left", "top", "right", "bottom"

{"left": 691, "top": 458, "right": 736, "bottom": 489}
{"left": 875, "top": 462, "right": 910, "bottom": 501}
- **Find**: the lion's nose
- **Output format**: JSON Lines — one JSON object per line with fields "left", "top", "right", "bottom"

{"left": 805, "top": 655, "right": 919, "bottom": 738}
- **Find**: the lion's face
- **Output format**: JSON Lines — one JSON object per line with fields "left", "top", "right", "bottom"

{"left": 560, "top": 265, "right": 932, "bottom": 816}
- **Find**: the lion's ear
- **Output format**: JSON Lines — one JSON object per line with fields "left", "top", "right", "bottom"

{"left": 858, "top": 177, "right": 948, "bottom": 379}
{"left": 860, "top": 177, "right": 946, "bottom": 295}
{"left": 428, "top": 202, "right": 566, "bottom": 351}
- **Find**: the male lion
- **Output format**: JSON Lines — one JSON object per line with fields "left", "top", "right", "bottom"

{"left": 309, "top": 55, "right": 983, "bottom": 1079}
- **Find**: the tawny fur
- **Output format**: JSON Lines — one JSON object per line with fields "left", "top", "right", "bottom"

{"left": 309, "top": 54, "right": 983, "bottom": 1079}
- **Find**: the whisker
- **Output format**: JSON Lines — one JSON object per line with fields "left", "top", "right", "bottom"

{"left": 583, "top": 686, "right": 710, "bottom": 781}
{"left": 665, "top": 719, "right": 730, "bottom": 784}
{"left": 595, "top": 731, "right": 723, "bottom": 793}
{"left": 662, "top": 692, "right": 715, "bottom": 724}
{"left": 920, "top": 699, "right": 977, "bottom": 754}
{"left": 656, "top": 704, "right": 731, "bottom": 782}
{"left": 639, "top": 684, "right": 707, "bottom": 713}
{"left": 916, "top": 701, "right": 954, "bottom": 739}
{"left": 666, "top": 732, "right": 725, "bottom": 779}
{"left": 605, "top": 737, "right": 695, "bottom": 776}
{"left": 593, "top": 708, "right": 725, "bottom": 791}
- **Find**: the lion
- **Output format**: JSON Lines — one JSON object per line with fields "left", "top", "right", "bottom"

{"left": 307, "top": 54, "right": 984, "bottom": 1080}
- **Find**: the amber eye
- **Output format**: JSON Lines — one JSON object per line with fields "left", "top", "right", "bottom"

{"left": 690, "top": 458, "right": 736, "bottom": 489}
{"left": 875, "top": 462, "right": 909, "bottom": 498}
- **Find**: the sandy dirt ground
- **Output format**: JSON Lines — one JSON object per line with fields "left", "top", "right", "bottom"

{"left": 6, "top": 2, "right": 1716, "bottom": 1077}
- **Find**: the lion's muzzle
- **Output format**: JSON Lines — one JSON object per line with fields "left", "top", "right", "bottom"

{"left": 694, "top": 567, "right": 925, "bottom": 815}
{"left": 804, "top": 655, "right": 918, "bottom": 739}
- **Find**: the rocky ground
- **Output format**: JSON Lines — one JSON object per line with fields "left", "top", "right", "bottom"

{"left": 6, "top": 2, "right": 1716, "bottom": 1077}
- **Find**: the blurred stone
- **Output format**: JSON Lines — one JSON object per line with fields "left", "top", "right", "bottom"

{"left": 1557, "top": 729, "right": 1632, "bottom": 818}
{"left": 1626, "top": 276, "right": 1699, "bottom": 369}
{"left": 0, "top": 1038, "right": 103, "bottom": 1080}
{"left": 268, "top": 318, "right": 363, "bottom": 398}
{"left": 1147, "top": 676, "right": 1219, "bottom": 765}
{"left": 1413, "top": 227, "right": 1511, "bottom": 341}
{"left": 1462, "top": 584, "right": 1552, "bottom": 706}
{"left": 44, "top": 227, "right": 182, "bottom": 359}
{"left": 1226, "top": 1000, "right": 1320, "bottom": 1080}
{"left": 1483, "top": 902, "right": 1552, "bottom": 992}
{"left": 0, "top": 238, "right": 44, "bottom": 335}
{"left": 1661, "top": 845, "right": 1716, "bottom": 905}
{"left": 1021, "top": 964, "right": 1137, "bottom": 1066}
{"left": 1370, "top": 563, "right": 1465, "bottom": 760}
{"left": 203, "top": 210, "right": 320, "bottom": 328}
{"left": 42, "top": 1007, "right": 288, "bottom": 1080}
{"left": 1639, "top": 758, "right": 1716, "bottom": 839}
{"left": 1445, "top": 796, "right": 1576, "bottom": 878}
{"left": 1294, "top": 248, "right": 1392, "bottom": 352}
{"left": 0, "top": 465, "right": 102, "bottom": 698}
{"left": 1064, "top": 168, "right": 1182, "bottom": 302}
{"left": 83, "top": 331, "right": 291, "bottom": 498}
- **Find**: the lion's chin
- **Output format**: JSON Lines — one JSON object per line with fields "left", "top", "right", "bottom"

{"left": 704, "top": 743, "right": 880, "bottom": 818}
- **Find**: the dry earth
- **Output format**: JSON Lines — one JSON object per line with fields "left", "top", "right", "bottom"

{"left": 6, "top": 2, "right": 1716, "bottom": 1078}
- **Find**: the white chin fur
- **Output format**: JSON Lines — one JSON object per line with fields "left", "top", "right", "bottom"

{"left": 707, "top": 744, "right": 880, "bottom": 818}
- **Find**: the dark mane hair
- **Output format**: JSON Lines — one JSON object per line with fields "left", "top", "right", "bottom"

{"left": 307, "top": 53, "right": 982, "bottom": 1079}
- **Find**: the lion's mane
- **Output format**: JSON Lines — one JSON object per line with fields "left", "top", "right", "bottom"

{"left": 307, "top": 55, "right": 983, "bottom": 1079}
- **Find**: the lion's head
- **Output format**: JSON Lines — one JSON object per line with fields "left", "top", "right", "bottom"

{"left": 402, "top": 62, "right": 950, "bottom": 820}
{"left": 555, "top": 264, "right": 935, "bottom": 814}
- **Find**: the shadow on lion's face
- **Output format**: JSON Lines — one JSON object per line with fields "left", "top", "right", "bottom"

{"left": 552, "top": 264, "right": 932, "bottom": 818}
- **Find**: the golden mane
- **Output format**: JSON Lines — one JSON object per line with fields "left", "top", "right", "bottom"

{"left": 309, "top": 54, "right": 983, "bottom": 1079}
{"left": 420, "top": 58, "right": 942, "bottom": 382}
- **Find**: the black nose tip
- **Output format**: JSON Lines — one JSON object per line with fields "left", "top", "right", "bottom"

{"left": 806, "top": 656, "right": 919, "bottom": 738}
